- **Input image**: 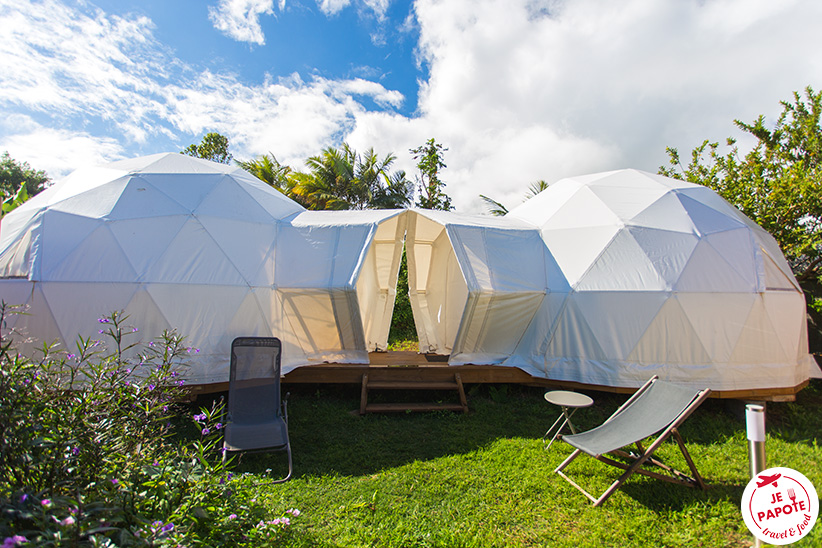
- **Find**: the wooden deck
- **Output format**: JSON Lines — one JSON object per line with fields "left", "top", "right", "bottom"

{"left": 186, "top": 351, "right": 807, "bottom": 402}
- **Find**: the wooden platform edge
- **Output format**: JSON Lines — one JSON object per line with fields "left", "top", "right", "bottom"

{"left": 185, "top": 352, "right": 809, "bottom": 402}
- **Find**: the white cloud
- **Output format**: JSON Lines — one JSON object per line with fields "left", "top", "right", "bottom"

{"left": 0, "top": 115, "right": 125, "bottom": 180}
{"left": 2, "top": 0, "right": 822, "bottom": 213}
{"left": 317, "top": 0, "right": 389, "bottom": 19}
{"left": 208, "top": 0, "right": 277, "bottom": 45}
{"left": 0, "top": 0, "right": 404, "bottom": 177}
{"left": 348, "top": 0, "right": 822, "bottom": 212}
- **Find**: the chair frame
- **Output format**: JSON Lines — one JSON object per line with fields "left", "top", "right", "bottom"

{"left": 222, "top": 337, "right": 292, "bottom": 483}
{"left": 554, "top": 375, "right": 710, "bottom": 507}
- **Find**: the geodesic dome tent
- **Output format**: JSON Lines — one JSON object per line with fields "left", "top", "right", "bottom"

{"left": 0, "top": 153, "right": 405, "bottom": 383}
{"left": 407, "top": 170, "right": 814, "bottom": 392}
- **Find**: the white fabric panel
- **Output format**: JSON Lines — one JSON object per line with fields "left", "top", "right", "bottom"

{"left": 275, "top": 224, "right": 370, "bottom": 288}
{"left": 147, "top": 173, "right": 222, "bottom": 212}
{"left": 50, "top": 176, "right": 130, "bottom": 218}
{"left": 108, "top": 176, "right": 190, "bottom": 219}
{"left": 45, "top": 225, "right": 138, "bottom": 282}
{"left": 47, "top": 167, "right": 127, "bottom": 205}
{"left": 277, "top": 287, "right": 367, "bottom": 363}
{"left": 0, "top": 202, "right": 45, "bottom": 253}
{"left": 40, "top": 282, "right": 139, "bottom": 345}
{"left": 198, "top": 216, "right": 278, "bottom": 286}
{"left": 109, "top": 216, "right": 189, "bottom": 276}
{"left": 38, "top": 212, "right": 103, "bottom": 275}
{"left": 676, "top": 193, "right": 747, "bottom": 235}
{"left": 449, "top": 225, "right": 547, "bottom": 291}
{"left": 675, "top": 293, "right": 756, "bottom": 363}
{"left": 574, "top": 291, "right": 668, "bottom": 360}
{"left": 588, "top": 180, "right": 666, "bottom": 221}
{"left": 730, "top": 297, "right": 791, "bottom": 365}
{"left": 628, "top": 297, "right": 713, "bottom": 365}
{"left": 762, "top": 291, "right": 808, "bottom": 365}
{"left": 704, "top": 229, "right": 758, "bottom": 288}
{"left": 676, "top": 185, "right": 753, "bottom": 222}
{"left": 629, "top": 227, "right": 699, "bottom": 287}
{"left": 576, "top": 229, "right": 668, "bottom": 291}
{"left": 540, "top": 185, "right": 621, "bottom": 230}
{"left": 675, "top": 240, "right": 756, "bottom": 292}
{"left": 194, "top": 175, "right": 280, "bottom": 223}
{"left": 761, "top": 252, "right": 799, "bottom": 291}
{"left": 544, "top": 296, "right": 609, "bottom": 360}
{"left": 629, "top": 191, "right": 697, "bottom": 233}
{"left": 123, "top": 288, "right": 173, "bottom": 342}
{"left": 451, "top": 291, "right": 545, "bottom": 364}
{"left": 0, "top": 281, "right": 62, "bottom": 354}
{"left": 146, "top": 219, "right": 246, "bottom": 285}
{"left": 507, "top": 178, "right": 581, "bottom": 226}
{"left": 541, "top": 225, "right": 619, "bottom": 285}
{"left": 0, "top": 220, "right": 38, "bottom": 278}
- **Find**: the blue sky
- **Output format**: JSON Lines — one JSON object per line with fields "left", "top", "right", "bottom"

{"left": 1, "top": 0, "right": 821, "bottom": 212}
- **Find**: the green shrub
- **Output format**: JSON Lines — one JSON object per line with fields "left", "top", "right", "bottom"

{"left": 0, "top": 305, "right": 300, "bottom": 547}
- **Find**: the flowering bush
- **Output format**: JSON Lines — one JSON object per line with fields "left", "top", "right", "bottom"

{"left": 0, "top": 304, "right": 300, "bottom": 546}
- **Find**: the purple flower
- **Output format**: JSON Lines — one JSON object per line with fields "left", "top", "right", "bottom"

{"left": 41, "top": 499, "right": 51, "bottom": 507}
{"left": 286, "top": 508, "right": 300, "bottom": 516}
{"left": 111, "top": 479, "right": 119, "bottom": 485}
{"left": 201, "top": 428, "right": 210, "bottom": 436}
{"left": 98, "top": 318, "right": 111, "bottom": 324}
{"left": 215, "top": 422, "right": 223, "bottom": 430}
{"left": 161, "top": 523, "right": 174, "bottom": 533}
{"left": 193, "top": 413, "right": 207, "bottom": 422}
{"left": 148, "top": 384, "right": 156, "bottom": 392}
{"left": 19, "top": 494, "right": 28, "bottom": 504}
{"left": 60, "top": 516, "right": 76, "bottom": 526}
{"left": 66, "top": 353, "right": 75, "bottom": 360}
{"left": 98, "top": 329, "right": 105, "bottom": 334}
{"left": 3, "top": 535, "right": 28, "bottom": 548}
{"left": 71, "top": 447, "right": 80, "bottom": 456}
{"left": 228, "top": 514, "right": 237, "bottom": 520}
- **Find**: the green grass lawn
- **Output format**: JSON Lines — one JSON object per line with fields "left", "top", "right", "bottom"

{"left": 212, "top": 380, "right": 822, "bottom": 547}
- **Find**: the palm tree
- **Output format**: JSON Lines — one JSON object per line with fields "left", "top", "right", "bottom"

{"left": 480, "top": 180, "right": 549, "bottom": 216}
{"left": 235, "top": 153, "right": 312, "bottom": 208}
{"left": 297, "top": 144, "right": 412, "bottom": 210}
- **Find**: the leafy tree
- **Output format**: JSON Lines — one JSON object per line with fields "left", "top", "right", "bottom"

{"left": 295, "top": 144, "right": 412, "bottom": 210}
{"left": 182, "top": 132, "right": 233, "bottom": 164}
{"left": 0, "top": 152, "right": 49, "bottom": 212}
{"left": 660, "top": 86, "right": 822, "bottom": 282}
{"left": 411, "top": 138, "right": 452, "bottom": 211}
{"left": 479, "top": 180, "right": 549, "bottom": 216}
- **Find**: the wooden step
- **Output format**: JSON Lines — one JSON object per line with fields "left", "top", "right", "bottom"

{"left": 359, "top": 372, "right": 468, "bottom": 415}
{"left": 364, "top": 402, "right": 467, "bottom": 413}
{"left": 366, "top": 381, "right": 460, "bottom": 390}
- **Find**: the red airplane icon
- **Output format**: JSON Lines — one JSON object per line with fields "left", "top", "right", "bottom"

{"left": 756, "top": 473, "right": 781, "bottom": 488}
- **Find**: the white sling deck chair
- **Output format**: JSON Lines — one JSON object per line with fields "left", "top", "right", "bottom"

{"left": 554, "top": 376, "right": 710, "bottom": 507}
{"left": 223, "top": 337, "right": 292, "bottom": 483}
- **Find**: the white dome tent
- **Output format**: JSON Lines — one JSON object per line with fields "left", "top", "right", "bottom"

{"left": 406, "top": 170, "right": 814, "bottom": 392}
{"left": 0, "top": 153, "right": 405, "bottom": 383}
{"left": 0, "top": 156, "right": 813, "bottom": 394}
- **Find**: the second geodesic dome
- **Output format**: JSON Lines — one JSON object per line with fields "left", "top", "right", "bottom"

{"left": 406, "top": 170, "right": 814, "bottom": 391}
{"left": 0, "top": 153, "right": 405, "bottom": 383}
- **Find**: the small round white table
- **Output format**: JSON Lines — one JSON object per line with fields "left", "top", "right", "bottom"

{"left": 543, "top": 390, "right": 594, "bottom": 449}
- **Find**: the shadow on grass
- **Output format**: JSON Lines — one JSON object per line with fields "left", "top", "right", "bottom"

{"left": 204, "top": 383, "right": 753, "bottom": 484}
